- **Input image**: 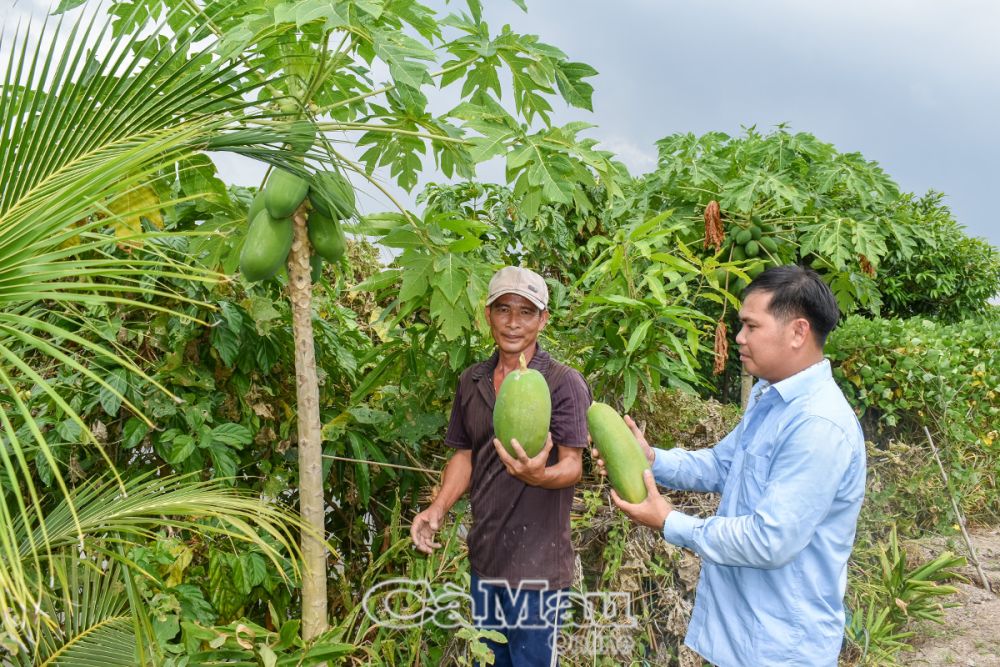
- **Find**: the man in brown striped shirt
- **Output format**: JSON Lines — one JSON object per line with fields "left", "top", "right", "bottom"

{"left": 411, "top": 266, "right": 591, "bottom": 666}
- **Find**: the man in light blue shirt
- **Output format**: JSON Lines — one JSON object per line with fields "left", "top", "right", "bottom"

{"left": 594, "top": 265, "right": 866, "bottom": 666}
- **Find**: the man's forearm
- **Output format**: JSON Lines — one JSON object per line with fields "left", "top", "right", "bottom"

{"left": 534, "top": 448, "right": 583, "bottom": 489}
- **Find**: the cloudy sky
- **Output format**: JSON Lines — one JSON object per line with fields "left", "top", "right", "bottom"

{"left": 7, "top": 0, "right": 997, "bottom": 249}
{"left": 465, "top": 0, "right": 999, "bottom": 249}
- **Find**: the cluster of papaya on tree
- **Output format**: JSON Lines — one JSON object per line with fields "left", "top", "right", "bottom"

{"left": 725, "top": 215, "right": 781, "bottom": 269}
{"left": 239, "top": 165, "right": 355, "bottom": 283}
{"left": 711, "top": 208, "right": 795, "bottom": 292}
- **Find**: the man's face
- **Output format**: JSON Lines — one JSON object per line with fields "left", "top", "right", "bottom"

{"left": 486, "top": 294, "right": 548, "bottom": 357}
{"left": 735, "top": 290, "right": 802, "bottom": 383}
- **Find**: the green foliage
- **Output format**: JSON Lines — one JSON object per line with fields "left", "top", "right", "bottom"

{"left": 571, "top": 210, "right": 745, "bottom": 408}
{"left": 0, "top": 1, "right": 317, "bottom": 652}
{"left": 626, "top": 126, "right": 999, "bottom": 328}
{"left": 413, "top": 126, "right": 998, "bottom": 406}
{"left": 163, "top": 616, "right": 356, "bottom": 667}
{"left": 827, "top": 311, "right": 1000, "bottom": 524}
{"left": 844, "top": 526, "right": 966, "bottom": 665}
{"left": 370, "top": 187, "right": 751, "bottom": 411}
{"left": 9, "top": 0, "right": 998, "bottom": 663}
{"left": 878, "top": 192, "right": 1000, "bottom": 322}
{"left": 641, "top": 127, "right": 903, "bottom": 314}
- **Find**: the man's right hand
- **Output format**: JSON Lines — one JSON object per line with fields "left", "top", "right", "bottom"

{"left": 590, "top": 415, "right": 655, "bottom": 475}
{"left": 410, "top": 505, "right": 445, "bottom": 554}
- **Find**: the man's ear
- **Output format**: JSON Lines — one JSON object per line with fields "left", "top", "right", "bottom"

{"left": 539, "top": 310, "right": 550, "bottom": 329}
{"left": 790, "top": 317, "right": 811, "bottom": 348}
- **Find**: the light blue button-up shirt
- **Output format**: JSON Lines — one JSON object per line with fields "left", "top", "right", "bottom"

{"left": 656, "top": 359, "right": 866, "bottom": 666}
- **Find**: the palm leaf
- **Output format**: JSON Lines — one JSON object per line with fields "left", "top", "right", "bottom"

{"left": 6, "top": 473, "right": 308, "bottom": 664}
{"left": 24, "top": 557, "right": 134, "bottom": 667}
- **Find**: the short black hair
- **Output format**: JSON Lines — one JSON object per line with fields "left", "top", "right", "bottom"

{"left": 744, "top": 265, "right": 841, "bottom": 345}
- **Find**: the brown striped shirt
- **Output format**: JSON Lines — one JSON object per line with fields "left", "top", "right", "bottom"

{"left": 445, "top": 345, "right": 591, "bottom": 589}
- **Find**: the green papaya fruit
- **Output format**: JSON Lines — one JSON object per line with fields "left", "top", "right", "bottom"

{"left": 248, "top": 191, "right": 265, "bottom": 223}
{"left": 735, "top": 229, "right": 753, "bottom": 246}
{"left": 587, "top": 402, "right": 651, "bottom": 503}
{"left": 287, "top": 120, "right": 317, "bottom": 154}
{"left": 744, "top": 240, "right": 760, "bottom": 258}
{"left": 307, "top": 211, "right": 346, "bottom": 263}
{"left": 309, "top": 171, "right": 356, "bottom": 221}
{"left": 749, "top": 224, "right": 762, "bottom": 240}
{"left": 731, "top": 245, "right": 747, "bottom": 262}
{"left": 493, "top": 354, "right": 551, "bottom": 458}
{"left": 264, "top": 169, "right": 309, "bottom": 219}
{"left": 760, "top": 236, "right": 778, "bottom": 253}
{"left": 747, "top": 261, "right": 765, "bottom": 278}
{"left": 239, "top": 210, "right": 293, "bottom": 282}
{"left": 310, "top": 253, "right": 323, "bottom": 283}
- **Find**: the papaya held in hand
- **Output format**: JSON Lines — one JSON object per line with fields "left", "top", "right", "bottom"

{"left": 493, "top": 353, "right": 551, "bottom": 458}
{"left": 587, "top": 402, "right": 651, "bottom": 503}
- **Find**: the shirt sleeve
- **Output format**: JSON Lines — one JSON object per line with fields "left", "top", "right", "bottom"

{"left": 661, "top": 415, "right": 855, "bottom": 569}
{"left": 444, "top": 375, "right": 471, "bottom": 449}
{"left": 550, "top": 369, "right": 591, "bottom": 448}
{"left": 651, "top": 424, "right": 742, "bottom": 494}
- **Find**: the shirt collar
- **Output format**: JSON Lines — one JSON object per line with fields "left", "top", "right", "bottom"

{"left": 769, "top": 358, "right": 831, "bottom": 403}
{"left": 473, "top": 343, "right": 551, "bottom": 381}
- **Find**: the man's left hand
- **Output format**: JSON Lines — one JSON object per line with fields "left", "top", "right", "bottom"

{"left": 493, "top": 433, "right": 554, "bottom": 486}
{"left": 611, "top": 469, "right": 673, "bottom": 531}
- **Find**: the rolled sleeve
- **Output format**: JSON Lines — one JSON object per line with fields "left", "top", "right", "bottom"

{"left": 444, "top": 376, "right": 471, "bottom": 449}
{"left": 662, "top": 510, "right": 704, "bottom": 549}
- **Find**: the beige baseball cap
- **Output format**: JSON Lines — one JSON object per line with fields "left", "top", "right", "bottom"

{"left": 485, "top": 266, "right": 548, "bottom": 311}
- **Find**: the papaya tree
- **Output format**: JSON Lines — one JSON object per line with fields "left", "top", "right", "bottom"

{"left": 404, "top": 126, "right": 999, "bottom": 408}
{"left": 53, "top": 0, "right": 628, "bottom": 640}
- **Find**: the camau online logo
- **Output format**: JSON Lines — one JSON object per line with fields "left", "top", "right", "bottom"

{"left": 362, "top": 578, "right": 637, "bottom": 630}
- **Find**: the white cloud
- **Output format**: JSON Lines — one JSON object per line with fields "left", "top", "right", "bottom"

{"left": 596, "top": 135, "right": 657, "bottom": 175}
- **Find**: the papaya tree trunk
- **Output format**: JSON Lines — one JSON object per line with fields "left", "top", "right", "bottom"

{"left": 740, "top": 367, "right": 754, "bottom": 410}
{"left": 287, "top": 206, "right": 328, "bottom": 640}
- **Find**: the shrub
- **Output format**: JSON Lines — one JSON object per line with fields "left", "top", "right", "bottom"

{"left": 878, "top": 192, "right": 1000, "bottom": 322}
{"left": 827, "top": 310, "right": 1000, "bottom": 524}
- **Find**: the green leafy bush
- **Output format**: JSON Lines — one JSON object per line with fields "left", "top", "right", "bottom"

{"left": 827, "top": 310, "right": 1000, "bottom": 524}
{"left": 878, "top": 192, "right": 1000, "bottom": 322}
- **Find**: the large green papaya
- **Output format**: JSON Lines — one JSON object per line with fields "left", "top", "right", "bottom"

{"left": 587, "top": 402, "right": 651, "bottom": 503}
{"left": 493, "top": 354, "right": 551, "bottom": 458}
{"left": 264, "top": 169, "right": 309, "bottom": 218}
{"left": 309, "top": 170, "right": 356, "bottom": 221}
{"left": 239, "top": 210, "right": 293, "bottom": 282}
{"left": 248, "top": 191, "right": 266, "bottom": 222}
{"left": 307, "top": 211, "right": 346, "bottom": 263}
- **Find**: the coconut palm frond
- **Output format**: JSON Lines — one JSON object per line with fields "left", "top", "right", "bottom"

{"left": 7, "top": 473, "right": 307, "bottom": 663}
{"left": 26, "top": 558, "right": 135, "bottom": 667}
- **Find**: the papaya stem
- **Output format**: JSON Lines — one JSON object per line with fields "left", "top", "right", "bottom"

{"left": 519, "top": 352, "right": 527, "bottom": 371}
